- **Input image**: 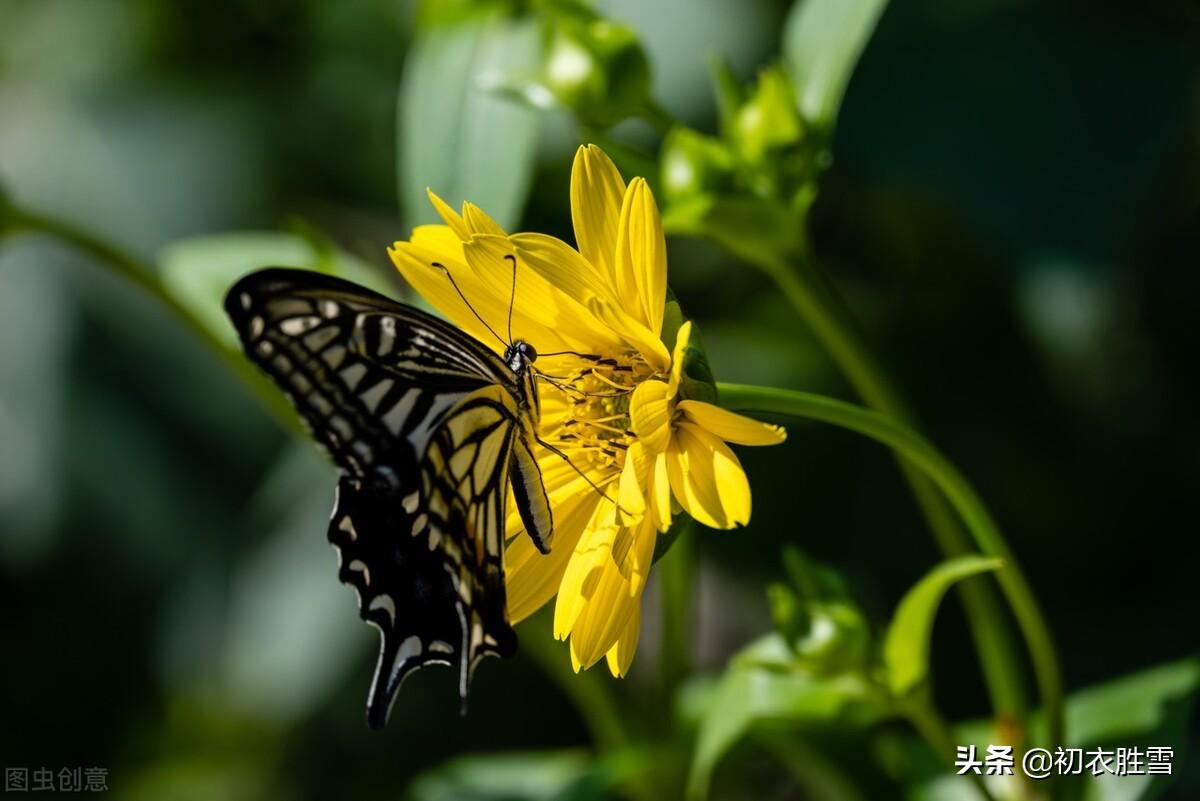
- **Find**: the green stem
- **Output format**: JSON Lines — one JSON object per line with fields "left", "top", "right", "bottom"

{"left": 3, "top": 204, "right": 303, "bottom": 434}
{"left": 905, "top": 694, "right": 1000, "bottom": 801}
{"left": 716, "top": 383, "right": 1064, "bottom": 748}
{"left": 658, "top": 522, "right": 696, "bottom": 706}
{"left": 731, "top": 241, "right": 1028, "bottom": 733}
{"left": 520, "top": 615, "right": 657, "bottom": 801}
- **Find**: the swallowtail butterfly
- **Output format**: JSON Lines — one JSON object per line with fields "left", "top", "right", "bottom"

{"left": 225, "top": 268, "right": 553, "bottom": 728}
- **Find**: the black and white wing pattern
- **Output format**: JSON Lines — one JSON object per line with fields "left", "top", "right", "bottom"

{"left": 224, "top": 268, "right": 552, "bottom": 728}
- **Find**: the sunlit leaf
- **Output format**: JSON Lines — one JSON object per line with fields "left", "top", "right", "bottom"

{"left": 399, "top": 11, "right": 541, "bottom": 231}
{"left": 915, "top": 659, "right": 1200, "bottom": 801}
{"left": 782, "top": 0, "right": 889, "bottom": 129}
{"left": 882, "top": 556, "right": 1003, "bottom": 697}
{"left": 686, "top": 634, "right": 890, "bottom": 800}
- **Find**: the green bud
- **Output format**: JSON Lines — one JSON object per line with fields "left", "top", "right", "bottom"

{"left": 732, "top": 65, "right": 804, "bottom": 163}
{"left": 767, "top": 582, "right": 809, "bottom": 644}
{"left": 791, "top": 601, "right": 870, "bottom": 675}
{"left": 542, "top": 15, "right": 651, "bottom": 127}
{"left": 660, "top": 127, "right": 735, "bottom": 202}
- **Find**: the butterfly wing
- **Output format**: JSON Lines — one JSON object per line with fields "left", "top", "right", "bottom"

{"left": 225, "top": 268, "right": 548, "bottom": 727}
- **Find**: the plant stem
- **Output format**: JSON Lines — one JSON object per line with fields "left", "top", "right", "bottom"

{"left": 658, "top": 522, "right": 695, "bottom": 705}
{"left": 3, "top": 204, "right": 303, "bottom": 434}
{"left": 905, "top": 694, "right": 1000, "bottom": 801}
{"left": 520, "top": 614, "right": 657, "bottom": 801}
{"left": 735, "top": 244, "right": 1028, "bottom": 732}
{"left": 715, "top": 383, "right": 1064, "bottom": 748}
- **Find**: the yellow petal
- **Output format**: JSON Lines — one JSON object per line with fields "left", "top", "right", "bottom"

{"left": 426, "top": 188, "right": 471, "bottom": 241}
{"left": 629, "top": 379, "right": 673, "bottom": 454}
{"left": 505, "top": 490, "right": 596, "bottom": 623}
{"left": 565, "top": 512, "right": 656, "bottom": 669}
{"left": 675, "top": 422, "right": 752, "bottom": 528}
{"left": 617, "top": 449, "right": 646, "bottom": 526}
{"left": 668, "top": 321, "right": 692, "bottom": 398}
{"left": 461, "top": 234, "right": 618, "bottom": 353}
{"left": 651, "top": 449, "right": 672, "bottom": 531}
{"left": 564, "top": 553, "right": 637, "bottom": 670}
{"left": 678, "top": 400, "right": 787, "bottom": 446}
{"left": 461, "top": 201, "right": 507, "bottom": 236}
{"left": 410, "top": 224, "right": 464, "bottom": 256}
{"left": 510, "top": 232, "right": 620, "bottom": 310}
{"left": 605, "top": 601, "right": 641, "bottom": 678}
{"left": 613, "top": 178, "right": 667, "bottom": 336}
{"left": 387, "top": 241, "right": 501, "bottom": 352}
{"left": 570, "top": 144, "right": 626, "bottom": 289}
{"left": 553, "top": 503, "right": 620, "bottom": 639}
{"left": 509, "top": 232, "right": 670, "bottom": 368}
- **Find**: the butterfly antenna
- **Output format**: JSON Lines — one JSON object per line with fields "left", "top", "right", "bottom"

{"left": 505, "top": 254, "right": 517, "bottom": 345}
{"left": 430, "top": 262, "right": 509, "bottom": 350}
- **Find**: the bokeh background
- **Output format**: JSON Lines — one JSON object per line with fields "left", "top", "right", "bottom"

{"left": 1, "top": 0, "right": 1198, "bottom": 799}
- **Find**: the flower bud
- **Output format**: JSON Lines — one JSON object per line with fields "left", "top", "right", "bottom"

{"left": 790, "top": 601, "right": 870, "bottom": 674}
{"left": 733, "top": 65, "right": 804, "bottom": 163}
{"left": 660, "top": 127, "right": 735, "bottom": 202}
{"left": 541, "top": 15, "right": 651, "bottom": 127}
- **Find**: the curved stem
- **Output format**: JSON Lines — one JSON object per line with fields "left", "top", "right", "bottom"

{"left": 701, "top": 234, "right": 1029, "bottom": 733}
{"left": 3, "top": 204, "right": 303, "bottom": 434}
{"left": 716, "top": 383, "right": 1064, "bottom": 748}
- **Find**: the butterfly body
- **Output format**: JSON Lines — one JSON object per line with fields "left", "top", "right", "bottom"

{"left": 225, "top": 268, "right": 553, "bottom": 728}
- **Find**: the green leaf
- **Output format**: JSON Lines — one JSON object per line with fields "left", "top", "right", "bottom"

{"left": 686, "top": 634, "right": 890, "bottom": 800}
{"left": 782, "top": 0, "right": 889, "bottom": 129}
{"left": 407, "top": 750, "right": 614, "bottom": 801}
{"left": 882, "top": 556, "right": 1003, "bottom": 697}
{"left": 915, "top": 659, "right": 1200, "bottom": 801}
{"left": 158, "top": 231, "right": 387, "bottom": 350}
{"left": 399, "top": 11, "right": 541, "bottom": 231}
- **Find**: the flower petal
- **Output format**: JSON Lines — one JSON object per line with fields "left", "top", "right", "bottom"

{"left": 388, "top": 240, "right": 501, "bottom": 352}
{"left": 571, "top": 144, "right": 626, "bottom": 288}
{"left": 509, "top": 233, "right": 670, "bottom": 367}
{"left": 426, "top": 188, "right": 471, "bottom": 240}
{"left": 462, "top": 201, "right": 507, "bottom": 236}
{"left": 629, "top": 379, "right": 673, "bottom": 454}
{"left": 651, "top": 449, "right": 672, "bottom": 531}
{"left": 676, "top": 421, "right": 753, "bottom": 528}
{"left": 461, "top": 234, "right": 621, "bottom": 353}
{"left": 564, "top": 511, "right": 656, "bottom": 670}
{"left": 605, "top": 602, "right": 641, "bottom": 678}
{"left": 614, "top": 177, "right": 667, "bottom": 336}
{"left": 678, "top": 400, "right": 787, "bottom": 446}
{"left": 510, "top": 232, "right": 619, "bottom": 309}
{"left": 553, "top": 503, "right": 620, "bottom": 639}
{"left": 668, "top": 320, "right": 693, "bottom": 398}
{"left": 410, "top": 224, "right": 464, "bottom": 255}
{"left": 505, "top": 489, "right": 596, "bottom": 623}
{"left": 617, "top": 449, "right": 646, "bottom": 526}
{"left": 563, "top": 556, "right": 635, "bottom": 669}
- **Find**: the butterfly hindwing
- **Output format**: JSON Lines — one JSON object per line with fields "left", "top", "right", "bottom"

{"left": 225, "top": 268, "right": 547, "bottom": 727}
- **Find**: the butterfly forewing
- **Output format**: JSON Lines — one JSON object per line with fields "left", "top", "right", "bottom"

{"left": 225, "top": 268, "right": 549, "bottom": 727}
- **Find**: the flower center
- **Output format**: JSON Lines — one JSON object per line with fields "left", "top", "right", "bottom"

{"left": 539, "top": 352, "right": 658, "bottom": 479}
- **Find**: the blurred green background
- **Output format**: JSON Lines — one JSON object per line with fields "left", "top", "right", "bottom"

{"left": 1, "top": 0, "right": 1198, "bottom": 799}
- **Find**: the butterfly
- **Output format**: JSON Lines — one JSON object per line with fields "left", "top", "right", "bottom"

{"left": 224, "top": 266, "right": 555, "bottom": 728}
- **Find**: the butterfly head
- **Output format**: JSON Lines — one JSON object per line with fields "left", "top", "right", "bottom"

{"left": 504, "top": 339, "right": 538, "bottom": 374}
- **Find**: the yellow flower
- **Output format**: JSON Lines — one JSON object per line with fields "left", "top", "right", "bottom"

{"left": 387, "top": 145, "right": 786, "bottom": 676}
